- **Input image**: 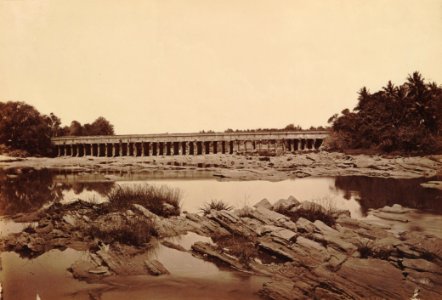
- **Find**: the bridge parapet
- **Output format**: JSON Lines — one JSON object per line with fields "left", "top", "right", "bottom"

{"left": 51, "top": 131, "right": 329, "bottom": 157}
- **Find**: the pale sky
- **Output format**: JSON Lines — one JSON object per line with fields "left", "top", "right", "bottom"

{"left": 1, "top": 0, "right": 441, "bottom": 134}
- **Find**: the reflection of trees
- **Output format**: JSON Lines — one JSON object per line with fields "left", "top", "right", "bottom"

{"left": 0, "top": 170, "right": 115, "bottom": 216}
{"left": 0, "top": 169, "right": 63, "bottom": 215}
{"left": 334, "top": 176, "right": 442, "bottom": 215}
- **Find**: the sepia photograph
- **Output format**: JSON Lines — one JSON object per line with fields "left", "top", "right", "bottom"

{"left": 0, "top": 0, "right": 441, "bottom": 299}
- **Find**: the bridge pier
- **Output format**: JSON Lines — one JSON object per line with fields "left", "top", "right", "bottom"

{"left": 52, "top": 131, "right": 328, "bottom": 158}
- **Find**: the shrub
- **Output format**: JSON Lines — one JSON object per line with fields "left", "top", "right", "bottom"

{"left": 199, "top": 199, "right": 233, "bottom": 215}
{"left": 106, "top": 184, "right": 181, "bottom": 217}
{"left": 356, "top": 240, "right": 374, "bottom": 259}
{"left": 87, "top": 215, "right": 156, "bottom": 246}
{"left": 212, "top": 234, "right": 258, "bottom": 266}
{"left": 276, "top": 198, "right": 337, "bottom": 227}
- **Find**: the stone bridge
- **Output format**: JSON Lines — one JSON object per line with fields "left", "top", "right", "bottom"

{"left": 52, "top": 131, "right": 329, "bottom": 157}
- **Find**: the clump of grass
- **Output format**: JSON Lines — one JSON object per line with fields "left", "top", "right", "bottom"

{"left": 199, "top": 199, "right": 233, "bottom": 216}
{"left": 87, "top": 215, "right": 156, "bottom": 247}
{"left": 356, "top": 240, "right": 374, "bottom": 258}
{"left": 276, "top": 197, "right": 337, "bottom": 227}
{"left": 212, "top": 234, "right": 258, "bottom": 267}
{"left": 106, "top": 184, "right": 181, "bottom": 217}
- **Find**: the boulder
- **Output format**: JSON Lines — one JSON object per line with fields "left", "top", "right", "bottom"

{"left": 295, "top": 218, "right": 316, "bottom": 233}
{"left": 379, "top": 204, "right": 411, "bottom": 214}
{"left": 253, "top": 198, "right": 273, "bottom": 210}
{"left": 290, "top": 201, "right": 326, "bottom": 214}
{"left": 273, "top": 196, "right": 300, "bottom": 212}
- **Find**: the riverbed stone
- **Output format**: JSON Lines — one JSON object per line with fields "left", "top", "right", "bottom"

{"left": 272, "top": 196, "right": 300, "bottom": 212}
{"left": 253, "top": 198, "right": 273, "bottom": 210}
{"left": 370, "top": 210, "right": 409, "bottom": 223}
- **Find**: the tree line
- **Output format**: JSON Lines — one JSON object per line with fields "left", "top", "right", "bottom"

{"left": 199, "top": 124, "right": 328, "bottom": 134}
{"left": 0, "top": 101, "right": 114, "bottom": 156}
{"left": 327, "top": 72, "right": 442, "bottom": 154}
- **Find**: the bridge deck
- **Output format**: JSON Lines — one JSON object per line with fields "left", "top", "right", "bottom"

{"left": 51, "top": 130, "right": 329, "bottom": 157}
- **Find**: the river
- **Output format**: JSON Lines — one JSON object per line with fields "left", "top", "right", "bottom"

{"left": 0, "top": 169, "right": 441, "bottom": 299}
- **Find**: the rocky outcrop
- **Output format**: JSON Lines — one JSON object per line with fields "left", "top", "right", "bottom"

{"left": 1, "top": 195, "right": 441, "bottom": 299}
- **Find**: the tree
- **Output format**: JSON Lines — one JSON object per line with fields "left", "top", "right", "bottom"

{"left": 328, "top": 72, "right": 442, "bottom": 153}
{"left": 90, "top": 117, "right": 114, "bottom": 135}
{"left": 68, "top": 120, "right": 83, "bottom": 136}
{"left": 46, "top": 113, "right": 62, "bottom": 137}
{"left": 284, "top": 124, "right": 302, "bottom": 131}
{"left": 0, "top": 101, "right": 53, "bottom": 155}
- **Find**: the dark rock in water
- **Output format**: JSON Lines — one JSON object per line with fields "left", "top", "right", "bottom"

{"left": 69, "top": 259, "right": 110, "bottom": 281}
{"left": 144, "top": 259, "right": 170, "bottom": 276}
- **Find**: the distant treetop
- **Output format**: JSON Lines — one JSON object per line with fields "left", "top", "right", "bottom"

{"left": 327, "top": 71, "right": 442, "bottom": 154}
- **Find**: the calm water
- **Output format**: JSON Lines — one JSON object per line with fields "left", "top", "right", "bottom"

{"left": 1, "top": 169, "right": 441, "bottom": 218}
{"left": 0, "top": 169, "right": 441, "bottom": 299}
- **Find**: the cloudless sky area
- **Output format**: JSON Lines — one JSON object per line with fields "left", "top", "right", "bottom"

{"left": 1, "top": 0, "right": 441, "bottom": 134}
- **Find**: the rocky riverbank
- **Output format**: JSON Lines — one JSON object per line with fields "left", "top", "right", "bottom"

{"left": 0, "top": 152, "right": 441, "bottom": 180}
{"left": 1, "top": 195, "right": 441, "bottom": 299}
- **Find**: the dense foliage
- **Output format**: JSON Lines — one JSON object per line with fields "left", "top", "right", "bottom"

{"left": 60, "top": 117, "right": 115, "bottom": 136}
{"left": 328, "top": 72, "right": 442, "bottom": 153}
{"left": 0, "top": 102, "right": 54, "bottom": 155}
{"left": 0, "top": 100, "right": 115, "bottom": 156}
{"left": 199, "top": 124, "right": 328, "bottom": 133}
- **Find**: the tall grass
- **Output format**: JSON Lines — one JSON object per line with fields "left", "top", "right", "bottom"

{"left": 275, "top": 197, "right": 337, "bottom": 227}
{"left": 107, "top": 184, "right": 181, "bottom": 217}
{"left": 199, "top": 199, "right": 233, "bottom": 215}
{"left": 87, "top": 215, "right": 156, "bottom": 246}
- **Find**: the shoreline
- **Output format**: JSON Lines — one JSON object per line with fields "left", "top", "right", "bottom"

{"left": 0, "top": 152, "right": 441, "bottom": 181}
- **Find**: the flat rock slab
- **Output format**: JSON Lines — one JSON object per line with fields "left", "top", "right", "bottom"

{"left": 144, "top": 259, "right": 170, "bottom": 276}
{"left": 421, "top": 181, "right": 442, "bottom": 190}
{"left": 191, "top": 241, "right": 245, "bottom": 271}
{"left": 371, "top": 211, "right": 409, "bottom": 223}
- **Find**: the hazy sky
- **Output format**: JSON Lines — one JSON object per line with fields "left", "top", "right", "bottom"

{"left": 1, "top": 0, "right": 441, "bottom": 134}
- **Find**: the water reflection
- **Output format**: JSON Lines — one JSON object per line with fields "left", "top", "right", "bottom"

{"left": 0, "top": 169, "right": 63, "bottom": 215}
{"left": 335, "top": 176, "right": 442, "bottom": 215}
{"left": 0, "top": 169, "right": 114, "bottom": 216}
{"left": 0, "top": 169, "right": 441, "bottom": 218}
